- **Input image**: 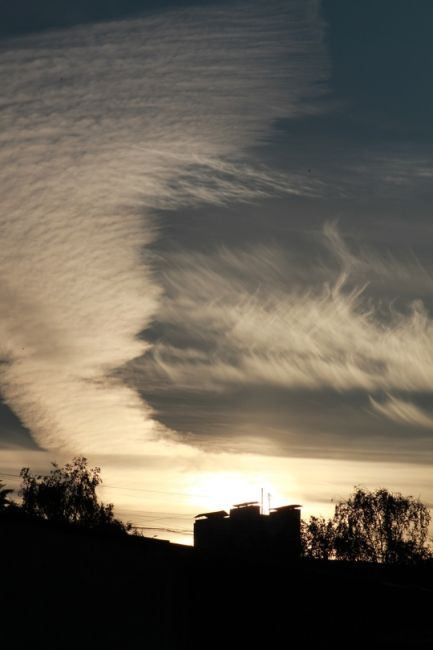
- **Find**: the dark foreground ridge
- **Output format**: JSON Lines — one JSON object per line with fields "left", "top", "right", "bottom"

{"left": 2, "top": 514, "right": 433, "bottom": 650}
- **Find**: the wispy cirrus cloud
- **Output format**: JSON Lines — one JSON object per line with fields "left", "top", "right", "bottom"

{"left": 129, "top": 228, "right": 433, "bottom": 398}
{"left": 370, "top": 395, "right": 433, "bottom": 430}
{"left": 0, "top": 1, "right": 328, "bottom": 453}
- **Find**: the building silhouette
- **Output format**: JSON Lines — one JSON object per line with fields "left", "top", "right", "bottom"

{"left": 194, "top": 501, "right": 301, "bottom": 558}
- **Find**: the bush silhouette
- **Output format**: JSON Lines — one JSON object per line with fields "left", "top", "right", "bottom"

{"left": 19, "top": 456, "right": 129, "bottom": 533}
{"left": 0, "top": 480, "right": 13, "bottom": 511}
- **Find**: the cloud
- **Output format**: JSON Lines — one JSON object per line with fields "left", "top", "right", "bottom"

{"left": 323, "top": 220, "right": 433, "bottom": 294}
{"left": 370, "top": 395, "right": 433, "bottom": 430}
{"left": 0, "top": 1, "right": 328, "bottom": 453}
{"left": 115, "top": 223, "right": 433, "bottom": 465}
{"left": 127, "top": 232, "right": 433, "bottom": 399}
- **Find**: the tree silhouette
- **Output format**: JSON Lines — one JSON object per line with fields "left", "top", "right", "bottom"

{"left": 333, "top": 487, "right": 431, "bottom": 563}
{"left": 302, "top": 515, "right": 335, "bottom": 560}
{"left": 19, "top": 456, "right": 130, "bottom": 533}
{"left": 302, "top": 487, "right": 431, "bottom": 563}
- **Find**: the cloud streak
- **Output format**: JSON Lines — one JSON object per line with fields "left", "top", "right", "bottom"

{"left": 0, "top": 1, "right": 328, "bottom": 453}
{"left": 370, "top": 395, "right": 433, "bottom": 430}
{"left": 129, "top": 231, "right": 433, "bottom": 399}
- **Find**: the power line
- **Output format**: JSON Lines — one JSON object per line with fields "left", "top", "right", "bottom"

{"left": 120, "top": 510, "right": 194, "bottom": 519}
{"left": 0, "top": 472, "right": 211, "bottom": 500}
{"left": 133, "top": 526, "right": 193, "bottom": 535}
{"left": 0, "top": 471, "right": 198, "bottom": 540}
{"left": 0, "top": 469, "right": 211, "bottom": 540}
{"left": 102, "top": 483, "right": 212, "bottom": 499}
{"left": 0, "top": 470, "right": 216, "bottom": 533}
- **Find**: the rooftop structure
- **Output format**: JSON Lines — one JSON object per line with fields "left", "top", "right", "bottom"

{"left": 194, "top": 502, "right": 301, "bottom": 558}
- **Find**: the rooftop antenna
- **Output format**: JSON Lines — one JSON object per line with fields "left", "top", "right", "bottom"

{"left": 268, "top": 492, "right": 271, "bottom": 514}
{"left": 260, "top": 487, "right": 264, "bottom": 515}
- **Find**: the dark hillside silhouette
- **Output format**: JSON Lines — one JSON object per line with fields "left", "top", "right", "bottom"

{"left": 2, "top": 467, "right": 433, "bottom": 648}
{"left": 2, "top": 513, "right": 433, "bottom": 649}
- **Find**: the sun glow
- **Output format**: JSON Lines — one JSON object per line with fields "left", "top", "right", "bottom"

{"left": 187, "top": 471, "right": 286, "bottom": 514}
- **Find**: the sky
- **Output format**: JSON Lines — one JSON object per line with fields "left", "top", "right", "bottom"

{"left": 1, "top": 0, "right": 433, "bottom": 544}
